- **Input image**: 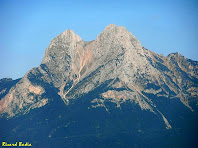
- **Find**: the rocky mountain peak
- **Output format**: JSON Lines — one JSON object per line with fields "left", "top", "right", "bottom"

{"left": 167, "top": 52, "right": 183, "bottom": 58}
{"left": 0, "top": 24, "right": 198, "bottom": 147}
{"left": 41, "top": 29, "right": 83, "bottom": 79}
{"left": 0, "top": 25, "right": 197, "bottom": 126}
{"left": 93, "top": 24, "right": 143, "bottom": 69}
{"left": 102, "top": 24, "right": 127, "bottom": 33}
{"left": 96, "top": 24, "right": 141, "bottom": 47}
{"left": 60, "top": 29, "right": 82, "bottom": 42}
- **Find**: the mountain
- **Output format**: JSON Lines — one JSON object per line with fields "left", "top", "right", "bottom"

{"left": 0, "top": 24, "right": 198, "bottom": 147}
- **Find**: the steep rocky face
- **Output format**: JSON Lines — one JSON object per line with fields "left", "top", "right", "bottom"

{"left": 0, "top": 24, "right": 198, "bottom": 146}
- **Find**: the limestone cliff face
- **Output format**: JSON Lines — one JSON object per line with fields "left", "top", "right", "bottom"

{"left": 0, "top": 25, "right": 197, "bottom": 130}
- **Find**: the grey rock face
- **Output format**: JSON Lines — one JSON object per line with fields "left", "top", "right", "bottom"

{"left": 0, "top": 25, "right": 197, "bottom": 130}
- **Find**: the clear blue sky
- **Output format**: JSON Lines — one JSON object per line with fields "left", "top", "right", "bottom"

{"left": 0, "top": 0, "right": 198, "bottom": 79}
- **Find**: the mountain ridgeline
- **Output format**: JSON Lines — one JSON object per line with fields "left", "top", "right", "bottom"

{"left": 0, "top": 24, "right": 198, "bottom": 147}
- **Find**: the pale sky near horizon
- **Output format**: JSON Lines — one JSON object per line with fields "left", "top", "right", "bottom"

{"left": 0, "top": 0, "right": 198, "bottom": 79}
